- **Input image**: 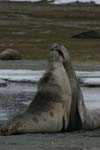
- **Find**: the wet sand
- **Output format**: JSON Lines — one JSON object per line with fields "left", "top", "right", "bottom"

{"left": 0, "top": 60, "right": 100, "bottom": 150}
{"left": 0, "top": 130, "right": 100, "bottom": 150}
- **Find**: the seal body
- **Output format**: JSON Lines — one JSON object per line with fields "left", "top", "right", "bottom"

{"left": 51, "top": 43, "right": 100, "bottom": 131}
{"left": 0, "top": 50, "right": 71, "bottom": 135}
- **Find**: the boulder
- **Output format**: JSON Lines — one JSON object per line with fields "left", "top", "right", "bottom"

{"left": 72, "top": 30, "right": 100, "bottom": 39}
{"left": 0, "top": 49, "right": 22, "bottom": 60}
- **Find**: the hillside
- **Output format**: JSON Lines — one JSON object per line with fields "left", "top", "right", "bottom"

{"left": 0, "top": 1, "right": 100, "bottom": 61}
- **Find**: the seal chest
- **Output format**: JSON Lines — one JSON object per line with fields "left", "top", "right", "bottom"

{"left": 0, "top": 49, "right": 71, "bottom": 135}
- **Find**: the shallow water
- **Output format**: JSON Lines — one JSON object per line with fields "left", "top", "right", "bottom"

{"left": 0, "top": 82, "right": 37, "bottom": 122}
{"left": 82, "top": 87, "right": 100, "bottom": 109}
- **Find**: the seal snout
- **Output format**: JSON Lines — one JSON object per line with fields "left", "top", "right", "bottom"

{"left": 51, "top": 43, "right": 65, "bottom": 61}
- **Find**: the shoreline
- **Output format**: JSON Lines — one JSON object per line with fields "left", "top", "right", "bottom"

{"left": 0, "top": 60, "right": 100, "bottom": 71}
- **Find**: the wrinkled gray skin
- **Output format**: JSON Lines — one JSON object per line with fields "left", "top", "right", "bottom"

{"left": 51, "top": 43, "right": 100, "bottom": 131}
{"left": 0, "top": 49, "right": 72, "bottom": 135}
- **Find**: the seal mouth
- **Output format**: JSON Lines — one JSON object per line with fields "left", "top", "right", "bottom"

{"left": 56, "top": 50, "right": 64, "bottom": 61}
{"left": 51, "top": 44, "right": 65, "bottom": 61}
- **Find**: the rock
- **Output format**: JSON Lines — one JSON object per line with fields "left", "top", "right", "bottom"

{"left": 0, "top": 49, "right": 22, "bottom": 60}
{"left": 72, "top": 30, "right": 100, "bottom": 39}
{"left": 0, "top": 79, "right": 7, "bottom": 87}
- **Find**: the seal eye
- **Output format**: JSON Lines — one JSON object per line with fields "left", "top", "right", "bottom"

{"left": 57, "top": 50, "right": 64, "bottom": 61}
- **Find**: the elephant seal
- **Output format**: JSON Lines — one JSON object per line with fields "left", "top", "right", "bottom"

{"left": 0, "top": 49, "right": 22, "bottom": 60}
{"left": 0, "top": 48, "right": 72, "bottom": 135}
{"left": 1, "top": 44, "right": 100, "bottom": 135}
{"left": 51, "top": 43, "right": 100, "bottom": 131}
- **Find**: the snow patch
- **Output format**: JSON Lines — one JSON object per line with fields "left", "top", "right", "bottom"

{"left": 0, "top": 70, "right": 45, "bottom": 82}
{"left": 0, "top": 70, "right": 100, "bottom": 87}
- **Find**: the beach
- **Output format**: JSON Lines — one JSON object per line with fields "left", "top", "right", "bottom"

{"left": 0, "top": 61, "right": 100, "bottom": 150}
